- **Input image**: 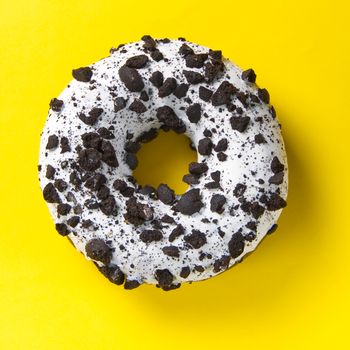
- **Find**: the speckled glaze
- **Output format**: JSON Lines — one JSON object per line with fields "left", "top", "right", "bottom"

{"left": 38, "top": 38, "right": 288, "bottom": 289}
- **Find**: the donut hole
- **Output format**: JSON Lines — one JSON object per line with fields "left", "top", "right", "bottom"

{"left": 133, "top": 130, "right": 197, "bottom": 194}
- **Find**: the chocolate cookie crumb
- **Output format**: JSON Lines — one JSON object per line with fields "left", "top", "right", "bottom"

{"left": 118, "top": 65, "right": 144, "bottom": 92}
{"left": 228, "top": 231, "right": 245, "bottom": 258}
{"left": 162, "top": 246, "right": 180, "bottom": 258}
{"left": 184, "top": 229, "right": 207, "bottom": 249}
{"left": 140, "top": 229, "right": 163, "bottom": 243}
{"left": 85, "top": 239, "right": 112, "bottom": 265}
{"left": 169, "top": 224, "right": 184, "bottom": 242}
{"left": 72, "top": 67, "right": 93, "bottom": 82}
{"left": 186, "top": 103, "right": 201, "bottom": 123}
{"left": 157, "top": 184, "right": 175, "bottom": 204}
{"left": 46, "top": 135, "right": 59, "bottom": 150}
{"left": 50, "top": 98, "right": 63, "bottom": 112}
{"left": 242, "top": 69, "right": 256, "bottom": 83}
{"left": 126, "top": 55, "right": 149, "bottom": 69}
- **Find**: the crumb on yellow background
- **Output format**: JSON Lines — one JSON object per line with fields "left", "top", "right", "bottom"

{"left": 0, "top": 0, "right": 349, "bottom": 349}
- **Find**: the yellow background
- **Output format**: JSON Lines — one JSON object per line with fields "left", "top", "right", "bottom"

{"left": 1, "top": 0, "right": 349, "bottom": 349}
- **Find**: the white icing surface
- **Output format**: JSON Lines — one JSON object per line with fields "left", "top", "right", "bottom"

{"left": 38, "top": 39, "right": 288, "bottom": 287}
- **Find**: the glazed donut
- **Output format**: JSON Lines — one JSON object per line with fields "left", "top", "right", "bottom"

{"left": 38, "top": 36, "right": 288, "bottom": 290}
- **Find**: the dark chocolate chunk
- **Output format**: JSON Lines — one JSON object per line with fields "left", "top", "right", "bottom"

{"left": 124, "top": 141, "right": 141, "bottom": 153}
{"left": 150, "top": 49, "right": 163, "bottom": 61}
{"left": 271, "top": 156, "right": 284, "bottom": 174}
{"left": 43, "top": 183, "right": 61, "bottom": 203}
{"left": 158, "top": 78, "right": 177, "bottom": 98}
{"left": 267, "top": 224, "right": 278, "bottom": 234}
{"left": 179, "top": 43, "right": 194, "bottom": 56}
{"left": 211, "top": 81, "right": 237, "bottom": 106}
{"left": 209, "top": 49, "right": 222, "bottom": 60}
{"left": 189, "top": 162, "right": 208, "bottom": 175}
{"left": 169, "top": 224, "right": 184, "bottom": 242}
{"left": 199, "top": 86, "right": 213, "bottom": 102}
{"left": 173, "top": 83, "right": 189, "bottom": 99}
{"left": 203, "top": 129, "right": 212, "bottom": 137}
{"left": 186, "top": 103, "right": 201, "bottom": 123}
{"left": 55, "top": 223, "right": 70, "bottom": 236}
{"left": 140, "top": 90, "right": 149, "bottom": 101}
{"left": 67, "top": 216, "right": 80, "bottom": 228}
{"left": 194, "top": 265, "right": 205, "bottom": 272}
{"left": 114, "top": 97, "right": 126, "bottom": 112}
{"left": 118, "top": 65, "right": 144, "bottom": 92}
{"left": 45, "top": 165, "right": 55, "bottom": 179}
{"left": 161, "top": 215, "right": 175, "bottom": 224}
{"left": 210, "top": 194, "right": 226, "bottom": 213}
{"left": 81, "top": 132, "right": 101, "bottom": 149}
{"left": 205, "top": 181, "right": 220, "bottom": 189}
{"left": 125, "top": 54, "right": 149, "bottom": 68}
{"left": 100, "top": 140, "right": 118, "bottom": 167}
{"left": 185, "top": 53, "right": 208, "bottom": 68}
{"left": 98, "top": 264, "right": 125, "bottom": 285}
{"left": 85, "top": 173, "right": 106, "bottom": 191}
{"left": 184, "top": 229, "right": 207, "bottom": 249}
{"left": 78, "top": 148, "right": 102, "bottom": 171}
{"left": 140, "top": 229, "right": 163, "bottom": 243}
{"left": 242, "top": 68, "right": 256, "bottom": 83}
{"left": 213, "top": 255, "right": 231, "bottom": 273}
{"left": 57, "top": 203, "right": 71, "bottom": 216}
{"left": 162, "top": 246, "right": 180, "bottom": 258}
{"left": 98, "top": 127, "right": 115, "bottom": 139}
{"left": 246, "top": 221, "right": 257, "bottom": 231}
{"left": 99, "top": 195, "right": 118, "bottom": 216}
{"left": 268, "top": 171, "right": 284, "bottom": 185}
{"left": 233, "top": 183, "right": 246, "bottom": 197}
{"left": 156, "top": 106, "right": 185, "bottom": 133}
{"left": 198, "top": 138, "right": 213, "bottom": 155}
{"left": 204, "top": 60, "right": 225, "bottom": 82}
{"left": 250, "top": 202, "right": 265, "bottom": 219}
{"left": 183, "top": 70, "right": 204, "bottom": 84}
{"left": 230, "top": 116, "right": 250, "bottom": 132}
{"left": 54, "top": 179, "right": 68, "bottom": 192}
{"left": 183, "top": 174, "right": 200, "bottom": 185}
{"left": 129, "top": 99, "right": 147, "bottom": 114}
{"left": 211, "top": 171, "right": 221, "bottom": 182}
{"left": 124, "top": 279, "right": 140, "bottom": 290}
{"left": 46, "top": 134, "right": 59, "bottom": 149}
{"left": 157, "top": 184, "right": 175, "bottom": 204}
{"left": 78, "top": 107, "right": 103, "bottom": 125}
{"left": 141, "top": 35, "right": 156, "bottom": 51}
{"left": 228, "top": 231, "right": 245, "bottom": 259}
{"left": 97, "top": 185, "right": 110, "bottom": 200}
{"left": 180, "top": 266, "right": 190, "bottom": 278}
{"left": 149, "top": 71, "right": 164, "bottom": 88}
{"left": 214, "top": 138, "right": 228, "bottom": 152}
{"left": 124, "top": 197, "right": 154, "bottom": 226}
{"left": 254, "top": 133, "right": 267, "bottom": 144}
{"left": 72, "top": 66, "right": 93, "bottom": 82}
{"left": 49, "top": 98, "right": 63, "bottom": 112}
{"left": 175, "top": 189, "right": 203, "bottom": 215}
{"left": 60, "top": 137, "right": 70, "bottom": 153}
{"left": 155, "top": 269, "right": 174, "bottom": 288}
{"left": 266, "top": 193, "right": 287, "bottom": 211}
{"left": 85, "top": 238, "right": 112, "bottom": 265}
{"left": 125, "top": 153, "right": 139, "bottom": 170}
{"left": 258, "top": 88, "right": 270, "bottom": 103}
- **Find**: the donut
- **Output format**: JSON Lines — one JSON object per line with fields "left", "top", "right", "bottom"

{"left": 38, "top": 36, "right": 288, "bottom": 290}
